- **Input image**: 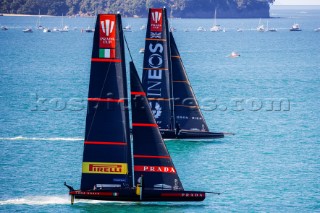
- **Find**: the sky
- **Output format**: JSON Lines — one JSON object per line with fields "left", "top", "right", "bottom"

{"left": 273, "top": 0, "right": 320, "bottom": 5}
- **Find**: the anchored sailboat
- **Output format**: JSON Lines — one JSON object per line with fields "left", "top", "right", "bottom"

{"left": 210, "top": 8, "right": 222, "bottom": 32}
{"left": 142, "top": 8, "right": 225, "bottom": 139}
{"left": 65, "top": 13, "right": 208, "bottom": 203}
{"left": 36, "top": 10, "right": 44, "bottom": 30}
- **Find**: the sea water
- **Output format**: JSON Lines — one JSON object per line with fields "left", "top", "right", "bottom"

{"left": 0, "top": 6, "right": 319, "bottom": 212}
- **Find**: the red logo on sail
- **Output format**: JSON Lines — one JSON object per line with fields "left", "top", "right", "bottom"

{"left": 150, "top": 9, "right": 163, "bottom": 32}
{"left": 99, "top": 15, "right": 116, "bottom": 48}
{"left": 134, "top": 165, "right": 176, "bottom": 173}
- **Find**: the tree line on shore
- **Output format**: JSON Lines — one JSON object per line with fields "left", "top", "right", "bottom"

{"left": 0, "top": 0, "right": 275, "bottom": 18}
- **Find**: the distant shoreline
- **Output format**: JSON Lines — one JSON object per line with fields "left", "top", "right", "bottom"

{"left": 2, "top": 13, "right": 54, "bottom": 17}
{"left": 0, "top": 13, "right": 97, "bottom": 18}
{"left": 2, "top": 5, "right": 320, "bottom": 19}
{"left": 1, "top": 13, "right": 279, "bottom": 19}
{"left": 0, "top": 13, "right": 282, "bottom": 19}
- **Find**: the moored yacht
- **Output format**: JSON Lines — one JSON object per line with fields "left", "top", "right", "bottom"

{"left": 43, "top": 28, "right": 51, "bottom": 33}
{"left": 290, "top": 23, "right": 302, "bottom": 31}
{"left": 210, "top": 8, "right": 222, "bottom": 32}
{"left": 197, "top": 26, "right": 206, "bottom": 32}
{"left": 23, "top": 28, "right": 33, "bottom": 33}
{"left": 257, "top": 19, "right": 265, "bottom": 32}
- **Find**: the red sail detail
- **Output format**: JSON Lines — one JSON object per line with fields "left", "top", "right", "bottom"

{"left": 150, "top": 8, "right": 163, "bottom": 32}
{"left": 84, "top": 141, "right": 127, "bottom": 146}
{"left": 131, "top": 91, "right": 146, "bottom": 96}
{"left": 91, "top": 58, "right": 121, "bottom": 63}
{"left": 99, "top": 15, "right": 117, "bottom": 48}
{"left": 134, "top": 166, "right": 176, "bottom": 173}
{"left": 132, "top": 123, "right": 158, "bottom": 127}
{"left": 88, "top": 98, "right": 124, "bottom": 103}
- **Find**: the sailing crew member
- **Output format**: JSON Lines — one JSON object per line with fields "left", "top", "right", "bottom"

{"left": 175, "top": 122, "right": 181, "bottom": 135}
{"left": 136, "top": 175, "right": 143, "bottom": 196}
{"left": 64, "top": 182, "right": 75, "bottom": 192}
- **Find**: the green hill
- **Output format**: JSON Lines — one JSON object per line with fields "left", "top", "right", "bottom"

{"left": 0, "top": 0, "right": 275, "bottom": 18}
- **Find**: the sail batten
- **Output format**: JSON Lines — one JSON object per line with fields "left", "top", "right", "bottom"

{"left": 131, "top": 91, "right": 146, "bottom": 96}
{"left": 88, "top": 98, "right": 124, "bottom": 102}
{"left": 91, "top": 58, "right": 122, "bottom": 63}
{"left": 145, "top": 38, "right": 167, "bottom": 41}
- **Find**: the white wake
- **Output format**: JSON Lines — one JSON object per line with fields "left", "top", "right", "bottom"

{"left": 0, "top": 196, "right": 71, "bottom": 205}
{"left": 0, "top": 195, "right": 134, "bottom": 205}
{"left": 0, "top": 136, "right": 82, "bottom": 141}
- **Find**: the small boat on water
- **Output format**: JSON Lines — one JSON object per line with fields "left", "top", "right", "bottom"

{"left": 59, "top": 14, "right": 69, "bottom": 32}
{"left": 290, "top": 23, "right": 302, "bottom": 31}
{"left": 228, "top": 51, "right": 240, "bottom": 58}
{"left": 210, "top": 8, "right": 222, "bottom": 32}
{"left": 140, "top": 25, "right": 146, "bottom": 30}
{"left": 257, "top": 25, "right": 265, "bottom": 32}
{"left": 23, "top": 28, "right": 33, "bottom": 33}
{"left": 197, "top": 26, "right": 206, "bottom": 32}
{"left": 170, "top": 26, "right": 177, "bottom": 32}
{"left": 1, "top": 26, "right": 8, "bottom": 31}
{"left": 314, "top": 28, "right": 320, "bottom": 32}
{"left": 266, "top": 21, "right": 277, "bottom": 32}
{"left": 84, "top": 26, "right": 94, "bottom": 32}
{"left": 60, "top": 26, "right": 69, "bottom": 32}
{"left": 139, "top": 48, "right": 145, "bottom": 53}
{"left": 210, "top": 25, "right": 222, "bottom": 32}
{"left": 267, "top": 28, "right": 277, "bottom": 32}
{"left": 123, "top": 24, "right": 132, "bottom": 32}
{"left": 36, "top": 10, "right": 44, "bottom": 30}
{"left": 257, "top": 19, "right": 265, "bottom": 32}
{"left": 43, "top": 28, "right": 51, "bottom": 33}
{"left": 85, "top": 29, "right": 94, "bottom": 32}
{"left": 141, "top": 8, "right": 226, "bottom": 139}
{"left": 65, "top": 12, "right": 210, "bottom": 203}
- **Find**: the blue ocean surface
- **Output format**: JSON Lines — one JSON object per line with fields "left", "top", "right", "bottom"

{"left": 0, "top": 6, "right": 319, "bottom": 212}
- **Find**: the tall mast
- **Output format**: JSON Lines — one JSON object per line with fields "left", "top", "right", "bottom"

{"left": 165, "top": 8, "right": 176, "bottom": 130}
